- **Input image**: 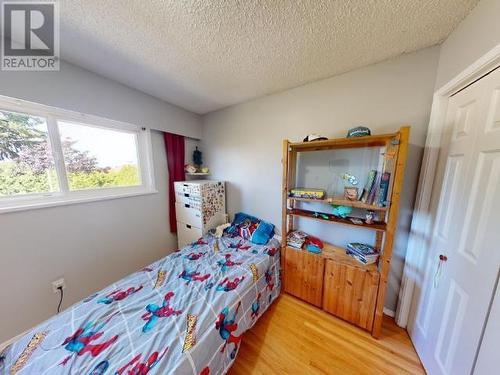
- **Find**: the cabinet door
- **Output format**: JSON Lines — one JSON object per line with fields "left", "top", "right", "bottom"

{"left": 323, "top": 260, "right": 379, "bottom": 330}
{"left": 284, "top": 247, "right": 324, "bottom": 307}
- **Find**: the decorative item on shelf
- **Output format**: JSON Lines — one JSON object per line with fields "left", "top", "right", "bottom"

{"left": 341, "top": 172, "right": 358, "bottom": 186}
{"left": 349, "top": 218, "right": 363, "bottom": 225}
{"left": 346, "top": 126, "right": 371, "bottom": 138}
{"left": 331, "top": 204, "right": 352, "bottom": 218}
{"left": 344, "top": 186, "right": 358, "bottom": 201}
{"left": 200, "top": 167, "right": 210, "bottom": 174}
{"left": 365, "top": 210, "right": 375, "bottom": 225}
{"left": 193, "top": 146, "right": 202, "bottom": 169}
{"left": 184, "top": 164, "right": 197, "bottom": 174}
{"left": 341, "top": 172, "right": 359, "bottom": 201}
{"left": 289, "top": 187, "right": 326, "bottom": 200}
{"left": 303, "top": 134, "right": 328, "bottom": 142}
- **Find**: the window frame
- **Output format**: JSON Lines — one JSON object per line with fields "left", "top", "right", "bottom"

{"left": 0, "top": 95, "right": 157, "bottom": 214}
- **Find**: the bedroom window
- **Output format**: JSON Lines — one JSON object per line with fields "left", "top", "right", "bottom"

{"left": 0, "top": 96, "right": 156, "bottom": 213}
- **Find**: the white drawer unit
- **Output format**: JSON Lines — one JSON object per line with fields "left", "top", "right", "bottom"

{"left": 174, "top": 180, "right": 226, "bottom": 248}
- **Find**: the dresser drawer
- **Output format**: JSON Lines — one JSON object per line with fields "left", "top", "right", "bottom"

{"left": 177, "top": 222, "right": 203, "bottom": 248}
{"left": 174, "top": 182, "right": 202, "bottom": 197}
{"left": 175, "top": 202, "right": 202, "bottom": 228}
{"left": 175, "top": 190, "right": 202, "bottom": 208}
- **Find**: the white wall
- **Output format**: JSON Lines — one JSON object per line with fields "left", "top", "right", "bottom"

{"left": 0, "top": 61, "right": 201, "bottom": 342}
{"left": 202, "top": 46, "right": 440, "bottom": 312}
{"left": 0, "top": 61, "right": 201, "bottom": 139}
{"left": 435, "top": 0, "right": 500, "bottom": 89}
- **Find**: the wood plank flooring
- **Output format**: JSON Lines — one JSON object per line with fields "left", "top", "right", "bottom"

{"left": 229, "top": 294, "right": 425, "bottom": 375}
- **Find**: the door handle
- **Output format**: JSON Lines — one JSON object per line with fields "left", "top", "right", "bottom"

{"left": 433, "top": 254, "right": 448, "bottom": 288}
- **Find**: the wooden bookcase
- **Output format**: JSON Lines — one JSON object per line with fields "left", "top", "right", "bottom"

{"left": 281, "top": 126, "right": 410, "bottom": 338}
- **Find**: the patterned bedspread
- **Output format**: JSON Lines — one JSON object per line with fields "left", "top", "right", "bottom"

{"left": 0, "top": 234, "right": 281, "bottom": 375}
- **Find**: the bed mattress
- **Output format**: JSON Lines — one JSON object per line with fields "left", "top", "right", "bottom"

{"left": 0, "top": 234, "right": 281, "bottom": 375}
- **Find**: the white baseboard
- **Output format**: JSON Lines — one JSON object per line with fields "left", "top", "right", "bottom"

{"left": 383, "top": 307, "right": 396, "bottom": 318}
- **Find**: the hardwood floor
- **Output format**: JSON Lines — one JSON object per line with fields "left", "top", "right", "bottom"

{"left": 229, "top": 294, "right": 425, "bottom": 375}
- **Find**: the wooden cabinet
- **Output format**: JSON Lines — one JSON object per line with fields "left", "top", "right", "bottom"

{"left": 323, "top": 260, "right": 379, "bottom": 331}
{"left": 284, "top": 247, "right": 324, "bottom": 307}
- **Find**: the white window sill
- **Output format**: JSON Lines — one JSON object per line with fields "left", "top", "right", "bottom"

{"left": 0, "top": 188, "right": 158, "bottom": 214}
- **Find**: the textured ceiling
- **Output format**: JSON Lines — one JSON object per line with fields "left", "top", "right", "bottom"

{"left": 58, "top": 0, "right": 479, "bottom": 114}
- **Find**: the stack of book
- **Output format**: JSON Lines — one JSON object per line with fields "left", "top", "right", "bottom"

{"left": 346, "top": 242, "right": 379, "bottom": 265}
{"left": 359, "top": 170, "right": 391, "bottom": 206}
{"left": 287, "top": 230, "right": 308, "bottom": 249}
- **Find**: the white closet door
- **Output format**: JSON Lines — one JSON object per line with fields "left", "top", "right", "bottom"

{"left": 474, "top": 278, "right": 500, "bottom": 374}
{"left": 409, "top": 67, "right": 500, "bottom": 375}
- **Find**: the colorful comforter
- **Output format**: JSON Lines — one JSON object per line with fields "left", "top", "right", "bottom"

{"left": 0, "top": 234, "right": 281, "bottom": 375}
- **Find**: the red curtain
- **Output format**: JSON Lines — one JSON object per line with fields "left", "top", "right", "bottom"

{"left": 164, "top": 132, "right": 185, "bottom": 233}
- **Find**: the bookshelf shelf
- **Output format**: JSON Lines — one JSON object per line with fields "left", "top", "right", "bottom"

{"left": 281, "top": 126, "right": 410, "bottom": 338}
{"left": 287, "top": 208, "right": 387, "bottom": 231}
{"left": 288, "top": 132, "right": 396, "bottom": 152}
{"left": 287, "top": 195, "right": 388, "bottom": 211}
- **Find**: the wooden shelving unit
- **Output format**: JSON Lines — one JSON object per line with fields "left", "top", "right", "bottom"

{"left": 281, "top": 126, "right": 410, "bottom": 338}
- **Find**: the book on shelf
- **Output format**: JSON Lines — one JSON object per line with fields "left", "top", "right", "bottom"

{"left": 359, "top": 170, "right": 392, "bottom": 207}
{"left": 377, "top": 172, "right": 391, "bottom": 206}
{"left": 367, "top": 172, "right": 381, "bottom": 205}
{"left": 360, "top": 170, "right": 377, "bottom": 203}
{"left": 346, "top": 251, "right": 378, "bottom": 265}
{"left": 346, "top": 242, "right": 379, "bottom": 265}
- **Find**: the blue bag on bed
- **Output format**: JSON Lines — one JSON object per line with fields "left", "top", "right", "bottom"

{"left": 251, "top": 221, "right": 275, "bottom": 245}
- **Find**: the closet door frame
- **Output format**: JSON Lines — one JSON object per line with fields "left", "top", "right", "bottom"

{"left": 398, "top": 43, "right": 500, "bottom": 328}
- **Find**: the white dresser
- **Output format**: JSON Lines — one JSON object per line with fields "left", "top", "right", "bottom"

{"left": 174, "top": 180, "right": 226, "bottom": 248}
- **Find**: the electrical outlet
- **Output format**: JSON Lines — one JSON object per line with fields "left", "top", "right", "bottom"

{"left": 51, "top": 278, "right": 66, "bottom": 293}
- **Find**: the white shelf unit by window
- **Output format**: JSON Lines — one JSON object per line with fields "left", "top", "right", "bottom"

{"left": 174, "top": 180, "right": 226, "bottom": 248}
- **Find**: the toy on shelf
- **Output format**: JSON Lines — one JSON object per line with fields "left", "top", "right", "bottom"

{"left": 185, "top": 147, "right": 210, "bottom": 175}
{"left": 341, "top": 172, "right": 359, "bottom": 201}
{"left": 289, "top": 188, "right": 326, "bottom": 200}
{"left": 365, "top": 210, "right": 375, "bottom": 225}
{"left": 304, "top": 236, "right": 323, "bottom": 254}
{"left": 331, "top": 205, "right": 352, "bottom": 218}
{"left": 193, "top": 146, "right": 202, "bottom": 168}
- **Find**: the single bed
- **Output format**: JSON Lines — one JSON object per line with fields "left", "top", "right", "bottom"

{"left": 1, "top": 233, "right": 281, "bottom": 375}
